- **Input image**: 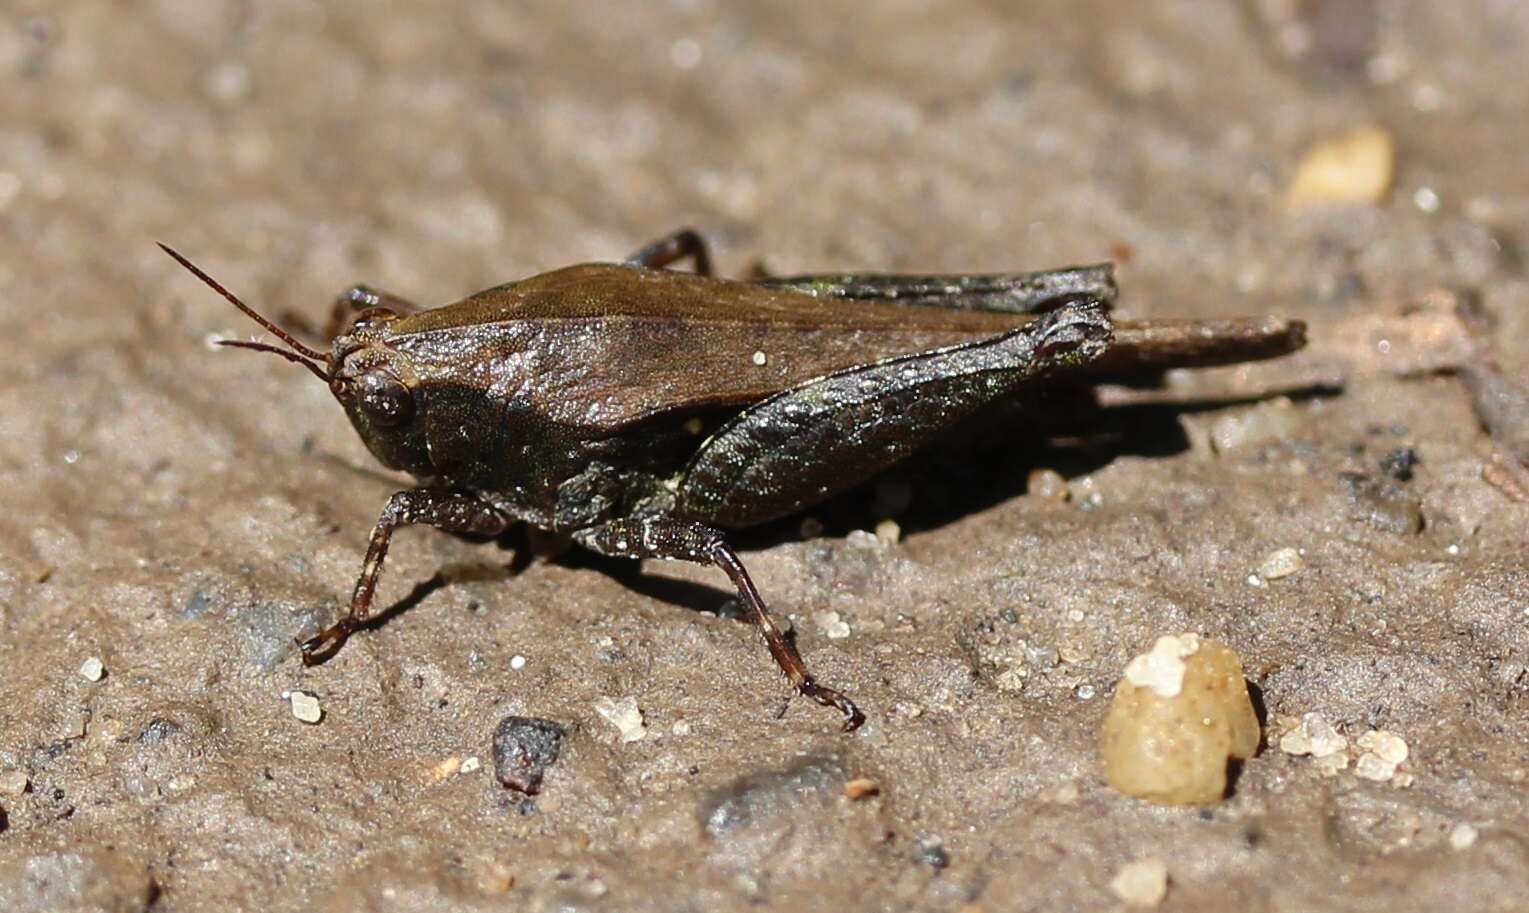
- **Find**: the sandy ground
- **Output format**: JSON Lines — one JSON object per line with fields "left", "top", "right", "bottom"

{"left": 2, "top": 1, "right": 1528, "bottom": 911}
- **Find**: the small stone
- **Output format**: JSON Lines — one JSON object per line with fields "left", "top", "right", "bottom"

{"left": 1027, "top": 642, "right": 1060, "bottom": 668}
{"left": 1354, "top": 729, "right": 1409, "bottom": 781}
{"left": 0, "top": 770, "right": 28, "bottom": 796}
{"left": 751, "top": 350, "right": 768, "bottom": 366}
{"left": 182, "top": 582, "right": 218, "bottom": 618}
{"left": 492, "top": 715, "right": 566, "bottom": 794}
{"left": 288, "top": 691, "right": 323, "bottom": 724}
{"left": 993, "top": 666, "right": 1029, "bottom": 694}
{"left": 1123, "top": 634, "right": 1201, "bottom": 697}
{"left": 915, "top": 838, "right": 949, "bottom": 869}
{"left": 1286, "top": 125, "right": 1395, "bottom": 207}
{"left": 1354, "top": 752, "right": 1395, "bottom": 781}
{"left": 78, "top": 657, "right": 105, "bottom": 682}
{"left": 1059, "top": 641, "right": 1092, "bottom": 663}
{"left": 460, "top": 756, "right": 481, "bottom": 774}
{"left": 93, "top": 717, "right": 124, "bottom": 744}
{"left": 672, "top": 720, "right": 692, "bottom": 736}
{"left": 138, "top": 717, "right": 183, "bottom": 745}
{"left": 594, "top": 696, "right": 646, "bottom": 743}
{"left": 1357, "top": 729, "right": 1409, "bottom": 764}
{"left": 845, "top": 529, "right": 883, "bottom": 551}
{"left": 873, "top": 518, "right": 901, "bottom": 545}
{"left": 1109, "top": 857, "right": 1169, "bottom": 908}
{"left": 1278, "top": 712, "right": 1349, "bottom": 758}
{"left": 509, "top": 655, "right": 527, "bottom": 670}
{"left": 1312, "top": 752, "right": 1351, "bottom": 777}
{"left": 843, "top": 777, "right": 880, "bottom": 799}
{"left": 814, "top": 611, "right": 852, "bottom": 640}
{"left": 1027, "top": 468, "right": 1069, "bottom": 501}
{"left": 1099, "top": 636, "right": 1260, "bottom": 805}
{"left": 1258, "top": 547, "right": 1304, "bottom": 580}
{"left": 1380, "top": 447, "right": 1420, "bottom": 482}
{"left": 427, "top": 756, "right": 463, "bottom": 784}
{"left": 1449, "top": 822, "right": 1479, "bottom": 850}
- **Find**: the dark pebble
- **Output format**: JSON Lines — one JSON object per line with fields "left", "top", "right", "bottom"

{"left": 137, "top": 718, "right": 184, "bottom": 745}
{"left": 492, "top": 715, "right": 566, "bottom": 795}
{"left": 35, "top": 740, "right": 71, "bottom": 765}
{"left": 1379, "top": 447, "right": 1419, "bottom": 482}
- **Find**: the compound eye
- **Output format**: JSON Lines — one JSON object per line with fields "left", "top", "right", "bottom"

{"left": 358, "top": 371, "right": 414, "bottom": 427}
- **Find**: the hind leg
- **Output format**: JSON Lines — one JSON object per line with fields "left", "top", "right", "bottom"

{"left": 676, "top": 300, "right": 1113, "bottom": 527}
{"left": 574, "top": 518, "right": 863, "bottom": 731}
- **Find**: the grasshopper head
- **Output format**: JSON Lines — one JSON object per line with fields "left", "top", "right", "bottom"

{"left": 328, "top": 310, "right": 434, "bottom": 477}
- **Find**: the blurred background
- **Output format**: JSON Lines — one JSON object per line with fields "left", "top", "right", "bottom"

{"left": 2, "top": 2, "right": 1528, "bottom": 912}
{"left": 7, "top": 0, "right": 1523, "bottom": 331}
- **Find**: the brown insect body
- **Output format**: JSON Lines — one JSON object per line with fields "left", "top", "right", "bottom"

{"left": 163, "top": 230, "right": 1307, "bottom": 731}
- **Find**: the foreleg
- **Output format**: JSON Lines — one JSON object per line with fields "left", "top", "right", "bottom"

{"left": 300, "top": 489, "right": 508, "bottom": 664}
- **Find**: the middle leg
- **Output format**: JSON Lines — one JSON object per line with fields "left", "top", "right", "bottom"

{"left": 574, "top": 517, "right": 864, "bottom": 731}
{"left": 281, "top": 285, "right": 424, "bottom": 345}
{"left": 320, "top": 284, "right": 424, "bottom": 340}
{"left": 626, "top": 228, "right": 713, "bottom": 276}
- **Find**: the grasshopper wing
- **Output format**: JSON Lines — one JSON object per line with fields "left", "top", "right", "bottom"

{"left": 393, "top": 263, "right": 1049, "bottom": 431}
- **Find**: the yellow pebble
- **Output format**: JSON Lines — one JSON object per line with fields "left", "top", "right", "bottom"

{"left": 1098, "top": 635, "right": 1260, "bottom": 805}
{"left": 1286, "top": 125, "right": 1395, "bottom": 208}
